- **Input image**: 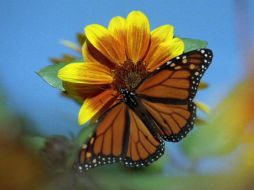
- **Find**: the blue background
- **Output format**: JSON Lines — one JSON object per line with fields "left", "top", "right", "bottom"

{"left": 0, "top": 0, "right": 253, "bottom": 135}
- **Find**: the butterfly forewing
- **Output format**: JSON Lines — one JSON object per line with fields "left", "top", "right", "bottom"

{"left": 76, "top": 102, "right": 127, "bottom": 171}
{"left": 137, "top": 49, "right": 213, "bottom": 101}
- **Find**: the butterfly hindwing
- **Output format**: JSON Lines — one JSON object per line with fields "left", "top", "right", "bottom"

{"left": 140, "top": 99, "right": 196, "bottom": 142}
{"left": 123, "top": 108, "right": 164, "bottom": 167}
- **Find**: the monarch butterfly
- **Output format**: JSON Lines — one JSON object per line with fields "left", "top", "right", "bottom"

{"left": 76, "top": 48, "right": 213, "bottom": 171}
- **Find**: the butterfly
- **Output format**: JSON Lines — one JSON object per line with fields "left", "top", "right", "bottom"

{"left": 75, "top": 48, "right": 213, "bottom": 171}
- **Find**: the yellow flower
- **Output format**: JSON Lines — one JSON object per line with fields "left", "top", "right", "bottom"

{"left": 58, "top": 11, "right": 184, "bottom": 125}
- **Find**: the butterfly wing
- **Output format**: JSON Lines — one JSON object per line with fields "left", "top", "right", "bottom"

{"left": 136, "top": 49, "right": 213, "bottom": 142}
{"left": 76, "top": 102, "right": 164, "bottom": 171}
{"left": 140, "top": 99, "right": 196, "bottom": 142}
{"left": 123, "top": 108, "right": 164, "bottom": 167}
{"left": 76, "top": 102, "right": 127, "bottom": 171}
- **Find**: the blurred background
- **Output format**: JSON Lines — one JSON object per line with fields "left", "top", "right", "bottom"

{"left": 0, "top": 0, "right": 254, "bottom": 189}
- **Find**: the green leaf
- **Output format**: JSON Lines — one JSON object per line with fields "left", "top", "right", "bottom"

{"left": 181, "top": 38, "right": 208, "bottom": 53}
{"left": 37, "top": 63, "right": 69, "bottom": 91}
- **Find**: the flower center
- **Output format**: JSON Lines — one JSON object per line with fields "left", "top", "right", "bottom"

{"left": 113, "top": 60, "right": 148, "bottom": 91}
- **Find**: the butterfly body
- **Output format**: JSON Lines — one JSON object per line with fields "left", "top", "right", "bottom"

{"left": 120, "top": 88, "right": 138, "bottom": 108}
{"left": 76, "top": 49, "right": 213, "bottom": 172}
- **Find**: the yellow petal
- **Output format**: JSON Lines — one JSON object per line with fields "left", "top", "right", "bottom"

{"left": 85, "top": 24, "right": 126, "bottom": 65}
{"left": 146, "top": 38, "right": 184, "bottom": 72}
{"left": 195, "top": 101, "right": 211, "bottom": 114}
{"left": 108, "top": 16, "right": 126, "bottom": 49}
{"left": 63, "top": 82, "right": 109, "bottom": 100}
{"left": 82, "top": 41, "right": 115, "bottom": 69}
{"left": 58, "top": 62, "right": 113, "bottom": 84}
{"left": 151, "top": 25, "right": 174, "bottom": 42}
{"left": 168, "top": 37, "right": 185, "bottom": 58}
{"left": 145, "top": 25, "right": 174, "bottom": 65}
{"left": 78, "top": 89, "right": 117, "bottom": 125}
{"left": 126, "top": 11, "right": 150, "bottom": 63}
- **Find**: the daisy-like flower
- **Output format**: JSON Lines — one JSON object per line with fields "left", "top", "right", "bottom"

{"left": 58, "top": 11, "right": 184, "bottom": 125}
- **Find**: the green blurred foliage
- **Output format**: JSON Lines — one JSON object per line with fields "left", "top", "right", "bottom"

{"left": 84, "top": 172, "right": 251, "bottom": 190}
{"left": 0, "top": 136, "right": 48, "bottom": 190}
{"left": 0, "top": 87, "right": 48, "bottom": 190}
{"left": 24, "top": 136, "right": 47, "bottom": 152}
{"left": 76, "top": 123, "right": 95, "bottom": 145}
{"left": 181, "top": 80, "right": 254, "bottom": 159}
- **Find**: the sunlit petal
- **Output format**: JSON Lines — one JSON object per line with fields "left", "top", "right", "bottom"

{"left": 58, "top": 62, "right": 113, "bottom": 84}
{"left": 82, "top": 41, "right": 115, "bottom": 69}
{"left": 146, "top": 38, "right": 184, "bottom": 72}
{"left": 108, "top": 16, "right": 126, "bottom": 50}
{"left": 152, "top": 24, "right": 174, "bottom": 41}
{"left": 78, "top": 89, "right": 117, "bottom": 125}
{"left": 145, "top": 25, "right": 174, "bottom": 65}
{"left": 126, "top": 11, "right": 150, "bottom": 63}
{"left": 63, "top": 82, "right": 109, "bottom": 100}
{"left": 85, "top": 24, "right": 126, "bottom": 65}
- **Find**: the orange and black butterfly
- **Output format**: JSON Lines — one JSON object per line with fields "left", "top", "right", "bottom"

{"left": 75, "top": 48, "right": 213, "bottom": 171}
